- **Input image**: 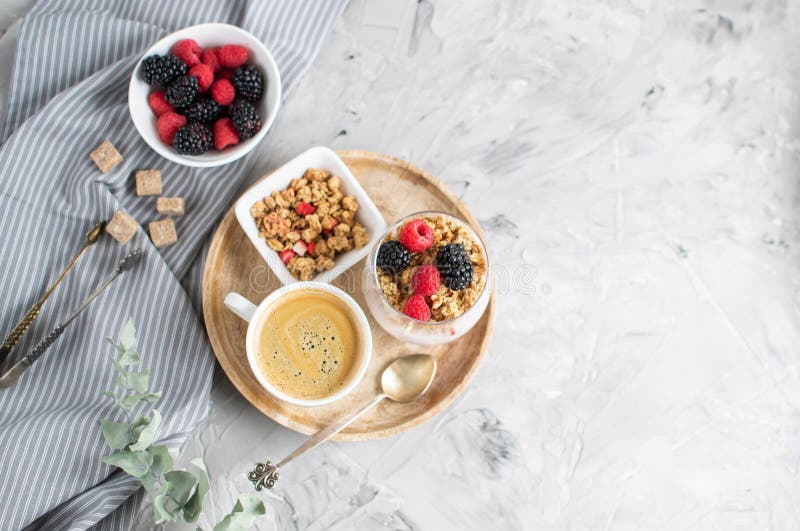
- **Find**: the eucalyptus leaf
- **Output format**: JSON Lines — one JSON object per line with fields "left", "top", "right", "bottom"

{"left": 106, "top": 336, "right": 124, "bottom": 354}
{"left": 162, "top": 470, "right": 197, "bottom": 506}
{"left": 119, "top": 318, "right": 137, "bottom": 351}
{"left": 110, "top": 357, "right": 125, "bottom": 373}
{"left": 118, "top": 348, "right": 142, "bottom": 366}
{"left": 104, "top": 391, "right": 133, "bottom": 413}
{"left": 147, "top": 445, "right": 173, "bottom": 475}
{"left": 140, "top": 471, "right": 158, "bottom": 492}
{"left": 122, "top": 392, "right": 161, "bottom": 408}
{"left": 101, "top": 450, "right": 153, "bottom": 478}
{"left": 183, "top": 458, "right": 211, "bottom": 523}
{"left": 213, "top": 494, "right": 267, "bottom": 531}
{"left": 154, "top": 493, "right": 180, "bottom": 524}
{"left": 100, "top": 420, "right": 135, "bottom": 449}
{"left": 125, "top": 370, "right": 149, "bottom": 393}
{"left": 130, "top": 410, "right": 161, "bottom": 451}
{"left": 131, "top": 415, "right": 150, "bottom": 428}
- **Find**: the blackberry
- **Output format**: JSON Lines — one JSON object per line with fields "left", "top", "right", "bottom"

{"left": 229, "top": 99, "right": 261, "bottom": 140}
{"left": 164, "top": 75, "right": 199, "bottom": 110}
{"left": 184, "top": 99, "right": 221, "bottom": 124}
{"left": 231, "top": 64, "right": 264, "bottom": 102}
{"left": 141, "top": 54, "right": 186, "bottom": 86}
{"left": 376, "top": 241, "right": 411, "bottom": 274}
{"left": 172, "top": 122, "right": 213, "bottom": 155}
{"left": 435, "top": 243, "right": 474, "bottom": 290}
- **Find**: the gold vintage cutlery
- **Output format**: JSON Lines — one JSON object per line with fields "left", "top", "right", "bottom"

{"left": 247, "top": 354, "right": 437, "bottom": 490}
{"left": 0, "top": 249, "right": 142, "bottom": 389}
{"left": 0, "top": 221, "right": 105, "bottom": 366}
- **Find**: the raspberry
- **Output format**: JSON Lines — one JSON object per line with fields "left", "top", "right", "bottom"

{"left": 402, "top": 294, "right": 431, "bottom": 321}
{"left": 201, "top": 48, "right": 220, "bottom": 72}
{"left": 411, "top": 264, "right": 441, "bottom": 297}
{"left": 171, "top": 39, "right": 202, "bottom": 66}
{"left": 172, "top": 122, "right": 213, "bottom": 155}
{"left": 399, "top": 218, "right": 434, "bottom": 252}
{"left": 210, "top": 79, "right": 235, "bottom": 106}
{"left": 296, "top": 202, "right": 315, "bottom": 215}
{"left": 156, "top": 112, "right": 187, "bottom": 144}
{"left": 188, "top": 63, "right": 214, "bottom": 91}
{"left": 217, "top": 45, "right": 248, "bottom": 68}
{"left": 376, "top": 241, "right": 411, "bottom": 273}
{"left": 279, "top": 248, "right": 294, "bottom": 265}
{"left": 213, "top": 118, "right": 240, "bottom": 150}
{"left": 148, "top": 91, "right": 173, "bottom": 116}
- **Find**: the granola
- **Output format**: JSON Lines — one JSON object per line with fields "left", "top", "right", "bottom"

{"left": 250, "top": 168, "right": 369, "bottom": 279}
{"left": 377, "top": 215, "right": 486, "bottom": 321}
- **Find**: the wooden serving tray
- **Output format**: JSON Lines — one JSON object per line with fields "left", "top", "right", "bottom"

{"left": 202, "top": 150, "right": 495, "bottom": 441}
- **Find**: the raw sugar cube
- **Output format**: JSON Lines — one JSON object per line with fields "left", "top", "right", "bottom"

{"left": 148, "top": 218, "right": 177, "bottom": 248}
{"left": 135, "top": 169, "right": 162, "bottom": 196}
{"left": 105, "top": 210, "right": 138, "bottom": 245}
{"left": 156, "top": 197, "right": 185, "bottom": 216}
{"left": 90, "top": 140, "right": 123, "bottom": 173}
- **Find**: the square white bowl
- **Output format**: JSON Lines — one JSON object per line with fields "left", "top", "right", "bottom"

{"left": 235, "top": 146, "right": 387, "bottom": 285}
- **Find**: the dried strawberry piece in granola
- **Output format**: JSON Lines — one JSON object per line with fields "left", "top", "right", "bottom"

{"left": 296, "top": 201, "right": 316, "bottom": 216}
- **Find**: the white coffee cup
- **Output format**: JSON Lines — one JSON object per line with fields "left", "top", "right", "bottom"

{"left": 224, "top": 282, "right": 372, "bottom": 407}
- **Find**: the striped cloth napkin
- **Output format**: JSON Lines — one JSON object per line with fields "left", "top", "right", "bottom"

{"left": 0, "top": 1, "right": 346, "bottom": 529}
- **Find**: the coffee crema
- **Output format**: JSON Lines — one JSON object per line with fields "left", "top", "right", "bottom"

{"left": 254, "top": 289, "right": 360, "bottom": 400}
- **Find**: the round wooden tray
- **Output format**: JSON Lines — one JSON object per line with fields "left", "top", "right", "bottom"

{"left": 202, "top": 150, "right": 495, "bottom": 441}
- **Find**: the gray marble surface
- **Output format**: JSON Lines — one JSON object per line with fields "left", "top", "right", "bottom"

{"left": 3, "top": 0, "right": 800, "bottom": 529}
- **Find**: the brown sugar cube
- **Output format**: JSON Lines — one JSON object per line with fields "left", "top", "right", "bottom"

{"left": 156, "top": 197, "right": 185, "bottom": 216}
{"left": 135, "top": 169, "right": 162, "bottom": 196}
{"left": 148, "top": 218, "right": 177, "bottom": 248}
{"left": 90, "top": 140, "right": 123, "bottom": 173}
{"left": 105, "top": 210, "right": 138, "bottom": 245}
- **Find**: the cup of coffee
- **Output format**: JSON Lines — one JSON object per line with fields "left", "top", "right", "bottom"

{"left": 224, "top": 282, "right": 372, "bottom": 407}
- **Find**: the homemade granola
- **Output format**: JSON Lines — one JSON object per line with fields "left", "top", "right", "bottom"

{"left": 249, "top": 167, "right": 369, "bottom": 280}
{"left": 376, "top": 215, "right": 486, "bottom": 321}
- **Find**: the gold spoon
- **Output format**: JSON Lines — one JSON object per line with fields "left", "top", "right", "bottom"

{"left": 247, "top": 353, "right": 437, "bottom": 490}
{"left": 0, "top": 221, "right": 105, "bottom": 366}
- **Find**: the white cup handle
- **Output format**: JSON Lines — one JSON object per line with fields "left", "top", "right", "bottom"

{"left": 224, "top": 292, "right": 258, "bottom": 322}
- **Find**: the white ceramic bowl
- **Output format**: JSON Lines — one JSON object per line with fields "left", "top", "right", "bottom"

{"left": 128, "top": 23, "right": 281, "bottom": 167}
{"left": 225, "top": 282, "right": 373, "bottom": 407}
{"left": 235, "top": 146, "right": 387, "bottom": 286}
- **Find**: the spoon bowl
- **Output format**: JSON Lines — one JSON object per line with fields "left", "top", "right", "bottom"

{"left": 381, "top": 354, "right": 436, "bottom": 403}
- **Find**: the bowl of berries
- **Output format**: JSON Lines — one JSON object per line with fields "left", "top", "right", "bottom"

{"left": 128, "top": 23, "right": 281, "bottom": 167}
{"left": 364, "top": 212, "right": 491, "bottom": 345}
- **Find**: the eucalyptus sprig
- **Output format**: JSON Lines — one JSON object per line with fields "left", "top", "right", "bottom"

{"left": 100, "top": 318, "right": 266, "bottom": 530}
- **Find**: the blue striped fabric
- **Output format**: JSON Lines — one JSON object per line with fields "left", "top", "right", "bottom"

{"left": 0, "top": 1, "right": 347, "bottom": 529}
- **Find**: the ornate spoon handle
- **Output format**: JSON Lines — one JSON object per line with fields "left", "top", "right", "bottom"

{"left": 0, "top": 221, "right": 104, "bottom": 366}
{"left": 248, "top": 394, "right": 385, "bottom": 491}
{"left": 0, "top": 250, "right": 141, "bottom": 389}
{"left": 0, "top": 303, "right": 42, "bottom": 362}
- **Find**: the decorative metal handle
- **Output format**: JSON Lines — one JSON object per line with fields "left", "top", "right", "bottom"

{"left": 247, "top": 394, "right": 386, "bottom": 491}
{"left": 0, "top": 303, "right": 42, "bottom": 363}
{"left": 248, "top": 461, "right": 280, "bottom": 490}
{"left": 25, "top": 325, "right": 65, "bottom": 363}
